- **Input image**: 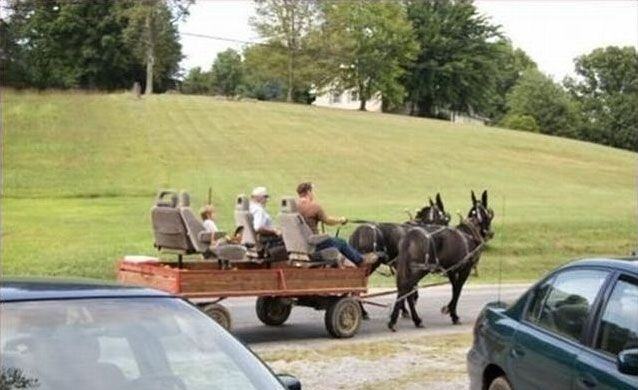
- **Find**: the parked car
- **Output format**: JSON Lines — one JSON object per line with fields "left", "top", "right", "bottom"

{"left": 468, "top": 257, "right": 638, "bottom": 390}
{"left": 0, "top": 278, "right": 301, "bottom": 390}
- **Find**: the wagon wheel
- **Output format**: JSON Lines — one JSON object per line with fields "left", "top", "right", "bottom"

{"left": 256, "top": 297, "right": 292, "bottom": 326}
{"left": 324, "top": 297, "right": 362, "bottom": 338}
{"left": 201, "top": 303, "right": 232, "bottom": 331}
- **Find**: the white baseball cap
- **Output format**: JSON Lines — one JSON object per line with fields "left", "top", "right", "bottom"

{"left": 251, "top": 186, "right": 269, "bottom": 197}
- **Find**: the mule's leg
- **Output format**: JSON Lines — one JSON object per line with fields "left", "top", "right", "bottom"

{"left": 400, "top": 301, "right": 410, "bottom": 318}
{"left": 360, "top": 303, "right": 370, "bottom": 320}
{"left": 388, "top": 287, "right": 411, "bottom": 332}
{"left": 407, "top": 292, "right": 423, "bottom": 328}
{"left": 443, "top": 266, "right": 472, "bottom": 324}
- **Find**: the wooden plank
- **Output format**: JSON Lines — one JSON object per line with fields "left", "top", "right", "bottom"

{"left": 117, "top": 259, "right": 370, "bottom": 297}
{"left": 117, "top": 269, "right": 178, "bottom": 294}
{"left": 179, "top": 287, "right": 367, "bottom": 299}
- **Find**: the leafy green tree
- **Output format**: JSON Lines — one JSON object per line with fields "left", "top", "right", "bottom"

{"left": 118, "top": 0, "right": 190, "bottom": 94}
{"left": 564, "top": 46, "right": 638, "bottom": 150}
{"left": 320, "top": 0, "right": 417, "bottom": 111}
{"left": 250, "top": 0, "right": 318, "bottom": 102}
{"left": 485, "top": 40, "right": 537, "bottom": 121}
{"left": 181, "top": 66, "right": 211, "bottom": 95}
{"left": 504, "top": 69, "right": 581, "bottom": 137}
{"left": 404, "top": 0, "right": 502, "bottom": 117}
{"left": 1, "top": 0, "right": 138, "bottom": 89}
{"left": 211, "top": 49, "right": 244, "bottom": 96}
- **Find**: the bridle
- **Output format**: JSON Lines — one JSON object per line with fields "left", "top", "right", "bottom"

{"left": 468, "top": 202, "right": 494, "bottom": 239}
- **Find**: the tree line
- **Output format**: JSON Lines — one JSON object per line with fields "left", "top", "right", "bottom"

{"left": 1, "top": 0, "right": 189, "bottom": 93}
{"left": 1, "top": 0, "right": 635, "bottom": 151}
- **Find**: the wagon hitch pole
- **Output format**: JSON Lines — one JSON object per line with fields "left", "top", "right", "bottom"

{"left": 356, "top": 280, "right": 451, "bottom": 307}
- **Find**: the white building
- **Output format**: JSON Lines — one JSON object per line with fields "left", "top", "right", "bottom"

{"left": 312, "top": 88, "right": 382, "bottom": 112}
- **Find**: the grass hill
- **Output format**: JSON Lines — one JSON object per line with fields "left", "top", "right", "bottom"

{"left": 2, "top": 90, "right": 636, "bottom": 283}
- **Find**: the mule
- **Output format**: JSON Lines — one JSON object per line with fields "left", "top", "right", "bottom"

{"left": 388, "top": 190, "right": 494, "bottom": 331}
{"left": 349, "top": 193, "right": 450, "bottom": 318}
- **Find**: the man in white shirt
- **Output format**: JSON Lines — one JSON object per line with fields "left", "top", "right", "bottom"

{"left": 248, "top": 187, "right": 280, "bottom": 236}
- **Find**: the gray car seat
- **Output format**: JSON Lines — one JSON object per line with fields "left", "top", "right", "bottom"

{"left": 178, "top": 192, "right": 247, "bottom": 264}
{"left": 278, "top": 197, "right": 340, "bottom": 266}
{"left": 234, "top": 195, "right": 262, "bottom": 259}
{"left": 178, "top": 192, "right": 212, "bottom": 254}
{"left": 151, "top": 190, "right": 191, "bottom": 253}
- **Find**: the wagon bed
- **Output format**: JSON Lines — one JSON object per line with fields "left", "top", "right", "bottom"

{"left": 117, "top": 259, "right": 369, "bottom": 298}
{"left": 117, "top": 258, "right": 371, "bottom": 338}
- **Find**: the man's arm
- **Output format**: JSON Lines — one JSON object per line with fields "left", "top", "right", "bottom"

{"left": 316, "top": 205, "right": 347, "bottom": 226}
{"left": 253, "top": 208, "right": 280, "bottom": 236}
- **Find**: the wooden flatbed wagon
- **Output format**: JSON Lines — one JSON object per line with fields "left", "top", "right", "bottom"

{"left": 121, "top": 191, "right": 384, "bottom": 338}
{"left": 117, "top": 258, "right": 371, "bottom": 338}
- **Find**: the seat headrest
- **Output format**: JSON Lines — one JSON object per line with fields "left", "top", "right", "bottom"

{"left": 235, "top": 195, "right": 249, "bottom": 211}
{"left": 179, "top": 191, "right": 191, "bottom": 207}
{"left": 281, "top": 197, "right": 298, "bottom": 213}
{"left": 156, "top": 190, "right": 178, "bottom": 208}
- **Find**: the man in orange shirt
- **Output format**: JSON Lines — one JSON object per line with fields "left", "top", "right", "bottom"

{"left": 296, "top": 182, "right": 364, "bottom": 265}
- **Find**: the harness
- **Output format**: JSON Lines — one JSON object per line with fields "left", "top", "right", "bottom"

{"left": 408, "top": 220, "right": 485, "bottom": 276}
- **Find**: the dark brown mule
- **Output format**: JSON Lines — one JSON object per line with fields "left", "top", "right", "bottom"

{"left": 467, "top": 190, "right": 494, "bottom": 276}
{"left": 349, "top": 194, "right": 450, "bottom": 318}
{"left": 388, "top": 190, "right": 494, "bottom": 331}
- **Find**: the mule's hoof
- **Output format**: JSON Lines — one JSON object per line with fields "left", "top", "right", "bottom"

{"left": 362, "top": 313, "right": 370, "bottom": 321}
{"left": 388, "top": 323, "right": 397, "bottom": 332}
{"left": 452, "top": 318, "right": 461, "bottom": 325}
{"left": 415, "top": 321, "right": 424, "bottom": 328}
{"left": 441, "top": 306, "right": 450, "bottom": 314}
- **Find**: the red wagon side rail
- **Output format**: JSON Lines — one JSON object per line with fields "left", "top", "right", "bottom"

{"left": 117, "top": 260, "right": 369, "bottom": 299}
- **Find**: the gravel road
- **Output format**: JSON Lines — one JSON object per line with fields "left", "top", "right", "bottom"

{"left": 213, "top": 284, "right": 529, "bottom": 389}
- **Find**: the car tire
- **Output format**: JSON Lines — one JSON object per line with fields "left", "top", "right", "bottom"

{"left": 256, "top": 297, "right": 292, "bottom": 326}
{"left": 488, "top": 376, "right": 512, "bottom": 390}
{"left": 324, "top": 297, "right": 362, "bottom": 338}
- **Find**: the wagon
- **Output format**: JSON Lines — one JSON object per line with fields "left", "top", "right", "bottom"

{"left": 117, "top": 191, "right": 374, "bottom": 338}
{"left": 117, "top": 258, "right": 370, "bottom": 338}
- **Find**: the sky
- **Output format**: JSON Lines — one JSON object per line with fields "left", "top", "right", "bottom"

{"left": 178, "top": 0, "right": 638, "bottom": 81}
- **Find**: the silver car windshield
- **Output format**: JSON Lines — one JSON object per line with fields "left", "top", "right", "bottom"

{"left": 0, "top": 297, "right": 284, "bottom": 390}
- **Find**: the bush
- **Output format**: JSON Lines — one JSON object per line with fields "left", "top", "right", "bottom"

{"left": 499, "top": 114, "right": 540, "bottom": 132}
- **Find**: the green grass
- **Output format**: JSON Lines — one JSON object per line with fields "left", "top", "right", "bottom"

{"left": 2, "top": 90, "right": 636, "bottom": 282}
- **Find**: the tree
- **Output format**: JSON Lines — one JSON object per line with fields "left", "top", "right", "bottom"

{"left": 241, "top": 44, "right": 287, "bottom": 101}
{"left": 119, "top": 0, "right": 190, "bottom": 94}
{"left": 485, "top": 40, "right": 537, "bottom": 122}
{"left": 403, "top": 0, "right": 502, "bottom": 118}
{"left": 210, "top": 49, "right": 244, "bottom": 96}
{"left": 250, "top": 0, "right": 318, "bottom": 102}
{"left": 564, "top": 46, "right": 638, "bottom": 151}
{"left": 181, "top": 67, "right": 211, "bottom": 95}
{"left": 320, "top": 0, "right": 417, "bottom": 111}
{"left": 1, "top": 0, "right": 138, "bottom": 89}
{"left": 504, "top": 69, "right": 581, "bottom": 137}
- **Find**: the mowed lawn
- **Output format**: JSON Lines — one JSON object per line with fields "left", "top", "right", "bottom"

{"left": 2, "top": 90, "right": 636, "bottom": 283}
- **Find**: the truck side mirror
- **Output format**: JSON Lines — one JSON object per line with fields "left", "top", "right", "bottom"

{"left": 617, "top": 348, "right": 638, "bottom": 376}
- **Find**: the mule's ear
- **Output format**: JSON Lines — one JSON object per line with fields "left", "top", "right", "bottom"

{"left": 482, "top": 190, "right": 488, "bottom": 207}
{"left": 471, "top": 190, "right": 477, "bottom": 206}
{"left": 429, "top": 197, "right": 434, "bottom": 206}
{"left": 436, "top": 193, "right": 445, "bottom": 211}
